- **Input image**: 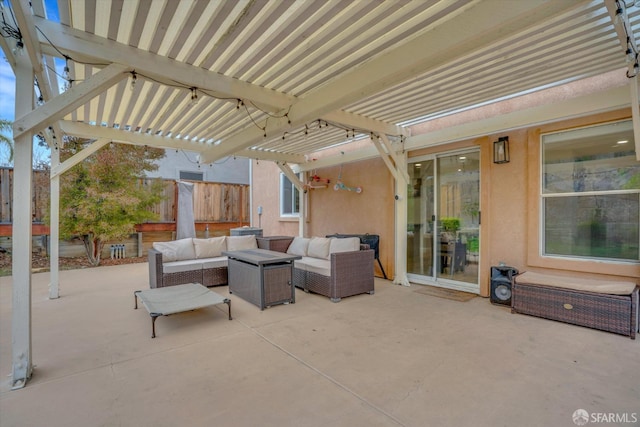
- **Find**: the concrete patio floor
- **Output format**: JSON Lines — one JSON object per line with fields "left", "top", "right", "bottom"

{"left": 1, "top": 263, "right": 638, "bottom": 427}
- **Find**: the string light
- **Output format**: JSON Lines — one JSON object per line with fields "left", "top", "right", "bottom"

{"left": 62, "top": 57, "right": 70, "bottom": 81}
{"left": 13, "top": 39, "right": 23, "bottom": 56}
{"left": 130, "top": 71, "right": 137, "bottom": 91}
{"left": 190, "top": 87, "right": 199, "bottom": 105}
{"left": 614, "top": 3, "right": 624, "bottom": 26}
{"left": 611, "top": 0, "right": 639, "bottom": 78}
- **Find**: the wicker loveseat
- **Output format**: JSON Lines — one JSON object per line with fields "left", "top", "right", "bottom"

{"left": 281, "top": 236, "right": 375, "bottom": 302}
{"left": 148, "top": 235, "right": 257, "bottom": 288}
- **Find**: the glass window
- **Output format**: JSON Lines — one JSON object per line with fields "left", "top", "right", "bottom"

{"left": 541, "top": 120, "right": 640, "bottom": 262}
{"left": 280, "top": 173, "right": 300, "bottom": 216}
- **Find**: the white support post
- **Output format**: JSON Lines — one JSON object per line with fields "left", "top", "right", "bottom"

{"left": 630, "top": 75, "right": 640, "bottom": 161}
{"left": 49, "top": 144, "right": 60, "bottom": 299}
{"left": 299, "top": 171, "right": 307, "bottom": 238}
{"left": 11, "top": 59, "right": 34, "bottom": 389}
{"left": 393, "top": 152, "right": 410, "bottom": 287}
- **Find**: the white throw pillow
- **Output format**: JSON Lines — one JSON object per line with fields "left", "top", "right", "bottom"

{"left": 307, "top": 237, "right": 332, "bottom": 260}
{"left": 287, "top": 237, "right": 310, "bottom": 257}
{"left": 227, "top": 235, "right": 258, "bottom": 251}
{"left": 193, "top": 236, "right": 227, "bottom": 258}
{"left": 152, "top": 238, "right": 196, "bottom": 262}
{"left": 329, "top": 237, "right": 360, "bottom": 254}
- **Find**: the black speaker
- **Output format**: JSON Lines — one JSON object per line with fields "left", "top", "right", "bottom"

{"left": 490, "top": 266, "right": 518, "bottom": 306}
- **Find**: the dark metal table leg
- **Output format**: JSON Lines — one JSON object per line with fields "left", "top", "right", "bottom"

{"left": 224, "top": 298, "right": 232, "bottom": 320}
{"left": 151, "top": 314, "right": 159, "bottom": 338}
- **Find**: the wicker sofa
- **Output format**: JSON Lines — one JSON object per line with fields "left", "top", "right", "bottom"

{"left": 512, "top": 271, "right": 639, "bottom": 339}
{"left": 148, "top": 235, "right": 257, "bottom": 288}
{"left": 279, "top": 236, "right": 375, "bottom": 302}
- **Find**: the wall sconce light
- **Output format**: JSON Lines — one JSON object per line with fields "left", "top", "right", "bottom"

{"left": 493, "top": 136, "right": 510, "bottom": 164}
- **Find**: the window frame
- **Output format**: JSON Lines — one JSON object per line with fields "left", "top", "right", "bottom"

{"left": 279, "top": 173, "right": 300, "bottom": 217}
{"left": 539, "top": 119, "right": 639, "bottom": 264}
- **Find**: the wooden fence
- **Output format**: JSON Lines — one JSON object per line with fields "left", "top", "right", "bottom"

{"left": 0, "top": 168, "right": 249, "bottom": 224}
{"left": 0, "top": 167, "right": 250, "bottom": 231}
{"left": 0, "top": 168, "right": 251, "bottom": 257}
{"left": 0, "top": 168, "right": 50, "bottom": 223}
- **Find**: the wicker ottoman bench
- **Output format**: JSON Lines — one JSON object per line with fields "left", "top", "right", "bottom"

{"left": 512, "top": 272, "right": 638, "bottom": 339}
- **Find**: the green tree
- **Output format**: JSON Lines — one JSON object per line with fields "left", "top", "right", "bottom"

{"left": 57, "top": 138, "right": 165, "bottom": 265}
{"left": 0, "top": 119, "right": 14, "bottom": 164}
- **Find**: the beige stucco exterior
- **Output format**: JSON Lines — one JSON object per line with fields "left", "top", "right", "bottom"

{"left": 251, "top": 109, "right": 639, "bottom": 298}
{"left": 252, "top": 158, "right": 395, "bottom": 280}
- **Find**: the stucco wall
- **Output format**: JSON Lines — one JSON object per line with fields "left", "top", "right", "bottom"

{"left": 410, "top": 109, "right": 639, "bottom": 295}
{"left": 252, "top": 110, "right": 639, "bottom": 295}
{"left": 148, "top": 150, "right": 250, "bottom": 184}
{"left": 251, "top": 158, "right": 395, "bottom": 278}
{"left": 250, "top": 161, "right": 299, "bottom": 237}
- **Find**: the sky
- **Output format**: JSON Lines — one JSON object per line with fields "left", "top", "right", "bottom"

{"left": 0, "top": 0, "right": 59, "bottom": 166}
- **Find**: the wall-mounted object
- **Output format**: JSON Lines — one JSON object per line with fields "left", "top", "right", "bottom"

{"left": 334, "top": 165, "right": 362, "bottom": 194}
{"left": 304, "top": 174, "right": 330, "bottom": 190}
{"left": 493, "top": 136, "right": 510, "bottom": 164}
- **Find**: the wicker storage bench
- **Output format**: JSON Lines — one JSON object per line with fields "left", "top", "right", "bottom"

{"left": 512, "top": 272, "right": 639, "bottom": 339}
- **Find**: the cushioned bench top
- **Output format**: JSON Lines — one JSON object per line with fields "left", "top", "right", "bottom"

{"left": 515, "top": 271, "right": 637, "bottom": 295}
{"left": 136, "top": 283, "right": 228, "bottom": 315}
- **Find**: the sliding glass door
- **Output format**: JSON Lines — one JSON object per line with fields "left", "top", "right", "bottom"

{"left": 407, "top": 151, "right": 480, "bottom": 292}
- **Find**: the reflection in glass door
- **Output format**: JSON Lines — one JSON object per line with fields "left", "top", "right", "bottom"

{"left": 407, "top": 151, "right": 480, "bottom": 291}
{"left": 407, "top": 160, "right": 435, "bottom": 277}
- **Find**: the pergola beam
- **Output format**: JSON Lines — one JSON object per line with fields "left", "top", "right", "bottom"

{"left": 50, "top": 138, "right": 110, "bottom": 178}
{"left": 12, "top": 0, "right": 63, "bottom": 148}
{"left": 371, "top": 137, "right": 399, "bottom": 182}
{"left": 0, "top": 34, "right": 16, "bottom": 72}
{"left": 277, "top": 162, "right": 305, "bottom": 193}
{"left": 11, "top": 0, "right": 44, "bottom": 76}
{"left": 60, "top": 120, "right": 215, "bottom": 152}
{"left": 379, "top": 134, "right": 410, "bottom": 184}
{"left": 13, "top": 63, "right": 130, "bottom": 139}
{"left": 58, "top": 121, "right": 307, "bottom": 165}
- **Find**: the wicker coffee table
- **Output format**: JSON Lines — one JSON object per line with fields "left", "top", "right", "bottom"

{"left": 134, "top": 283, "right": 231, "bottom": 338}
{"left": 223, "top": 248, "right": 301, "bottom": 310}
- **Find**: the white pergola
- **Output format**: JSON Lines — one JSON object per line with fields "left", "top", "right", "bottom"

{"left": 2, "top": 0, "right": 637, "bottom": 389}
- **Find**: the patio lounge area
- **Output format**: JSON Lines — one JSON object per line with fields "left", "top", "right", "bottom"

{"left": 1, "top": 263, "right": 638, "bottom": 427}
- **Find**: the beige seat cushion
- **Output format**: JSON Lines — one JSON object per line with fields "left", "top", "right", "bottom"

{"left": 163, "top": 259, "right": 204, "bottom": 274}
{"left": 201, "top": 257, "right": 228, "bottom": 269}
{"left": 153, "top": 238, "right": 196, "bottom": 262}
{"left": 307, "top": 237, "right": 332, "bottom": 260}
{"left": 329, "top": 237, "right": 360, "bottom": 255}
{"left": 295, "top": 257, "right": 331, "bottom": 277}
{"left": 287, "top": 237, "right": 310, "bottom": 257}
{"left": 515, "top": 271, "right": 637, "bottom": 295}
{"left": 193, "top": 236, "right": 227, "bottom": 258}
{"left": 227, "top": 235, "right": 258, "bottom": 251}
